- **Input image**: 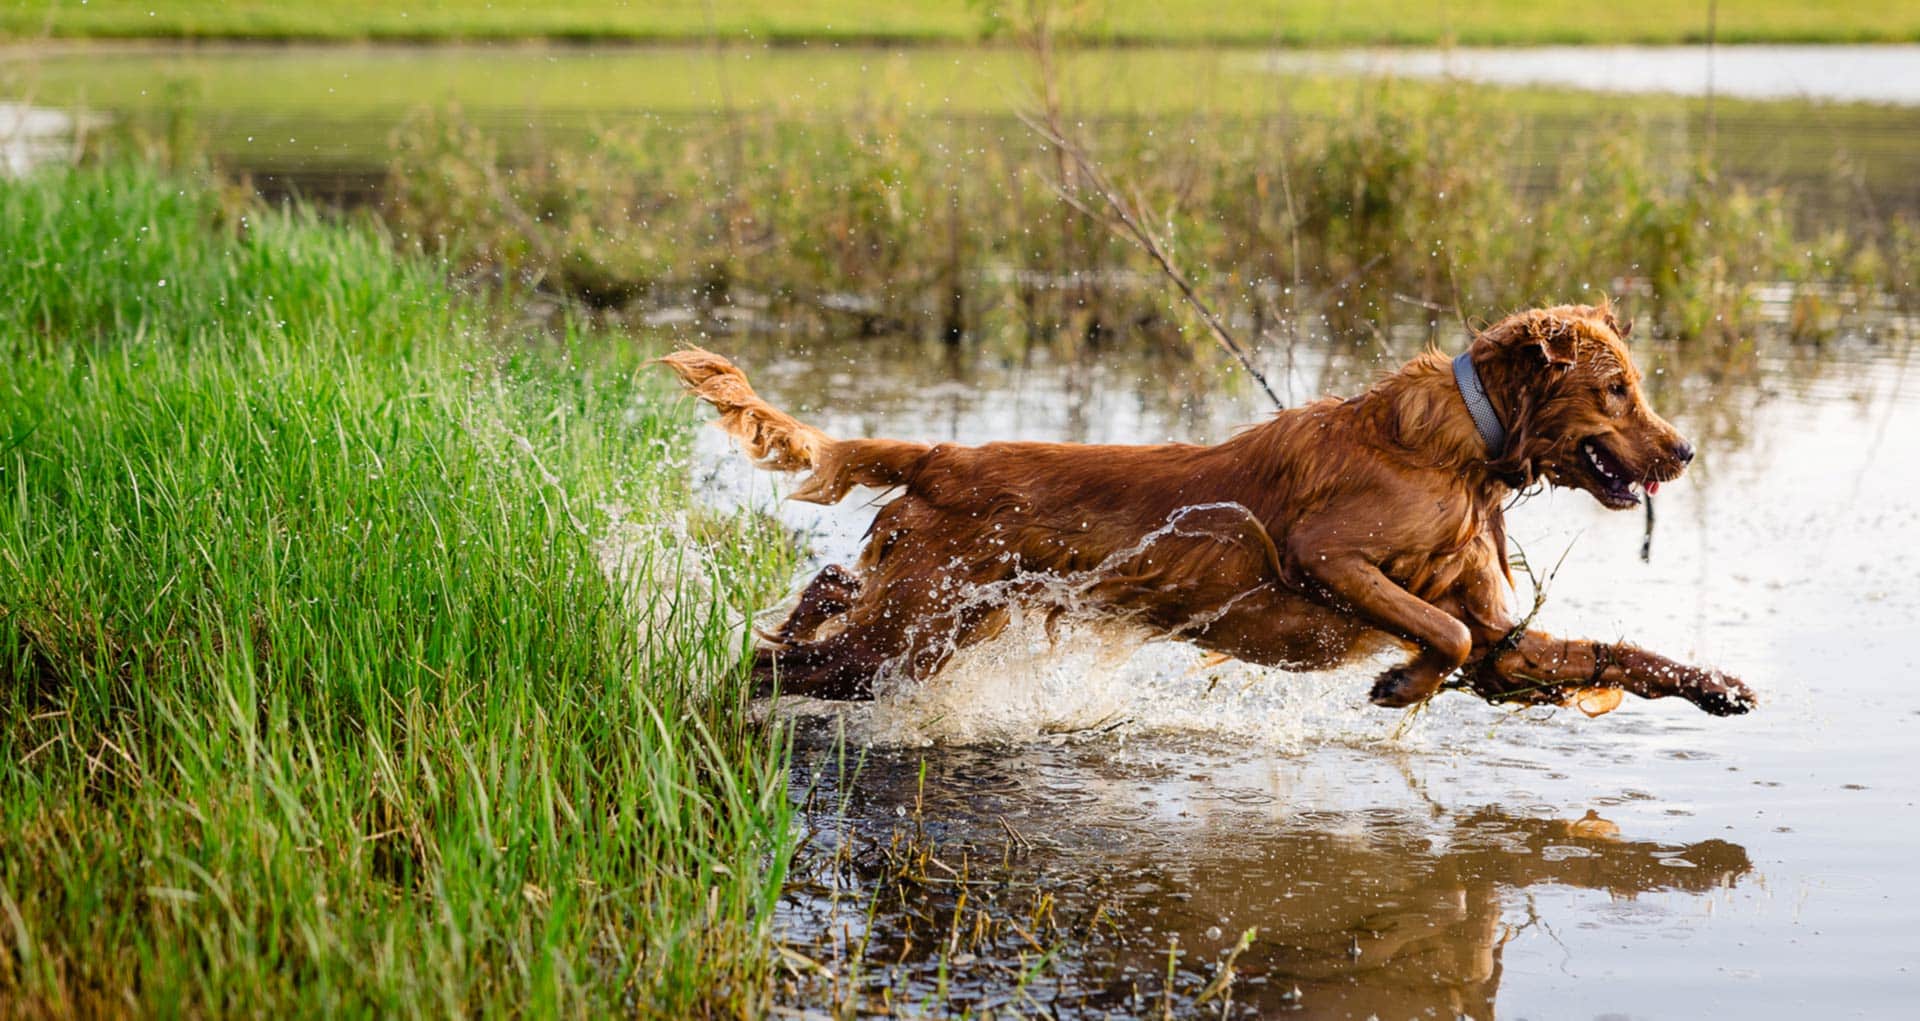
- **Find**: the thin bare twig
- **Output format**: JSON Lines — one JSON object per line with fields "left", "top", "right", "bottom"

{"left": 1018, "top": 112, "right": 1284, "bottom": 409}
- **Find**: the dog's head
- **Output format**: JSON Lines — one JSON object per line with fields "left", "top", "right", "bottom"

{"left": 1473, "top": 304, "right": 1692, "bottom": 509}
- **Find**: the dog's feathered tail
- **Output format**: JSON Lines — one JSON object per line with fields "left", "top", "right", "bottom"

{"left": 657, "top": 347, "right": 928, "bottom": 504}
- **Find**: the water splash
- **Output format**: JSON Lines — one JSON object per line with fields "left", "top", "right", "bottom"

{"left": 836, "top": 613, "right": 1405, "bottom": 749}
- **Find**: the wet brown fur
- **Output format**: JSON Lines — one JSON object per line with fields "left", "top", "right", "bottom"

{"left": 660, "top": 304, "right": 1756, "bottom": 717}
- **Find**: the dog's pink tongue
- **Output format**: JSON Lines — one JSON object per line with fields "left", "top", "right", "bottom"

{"left": 1647, "top": 480, "right": 1661, "bottom": 495}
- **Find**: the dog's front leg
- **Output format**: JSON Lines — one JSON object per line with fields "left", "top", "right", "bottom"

{"left": 1303, "top": 555, "right": 1473, "bottom": 707}
{"left": 1450, "top": 570, "right": 1756, "bottom": 717}
{"left": 1466, "top": 632, "right": 1756, "bottom": 717}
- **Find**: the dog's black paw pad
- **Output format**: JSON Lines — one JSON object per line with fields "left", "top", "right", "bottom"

{"left": 1694, "top": 673, "right": 1758, "bottom": 716}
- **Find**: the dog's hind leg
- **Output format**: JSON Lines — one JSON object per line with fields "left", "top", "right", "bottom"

{"left": 753, "top": 591, "right": 975, "bottom": 700}
{"left": 751, "top": 561, "right": 931, "bottom": 700}
{"left": 754, "top": 537, "right": 1014, "bottom": 700}
{"left": 752, "top": 629, "right": 893, "bottom": 701}
{"left": 768, "top": 563, "right": 862, "bottom": 645}
{"left": 753, "top": 587, "right": 1015, "bottom": 700}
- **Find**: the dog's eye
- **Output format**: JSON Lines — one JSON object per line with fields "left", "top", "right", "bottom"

{"left": 1608, "top": 381, "right": 1629, "bottom": 399}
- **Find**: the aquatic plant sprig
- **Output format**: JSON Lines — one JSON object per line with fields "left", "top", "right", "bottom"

{"left": 1386, "top": 533, "right": 1582, "bottom": 739}
{"left": 1194, "top": 926, "right": 1258, "bottom": 1008}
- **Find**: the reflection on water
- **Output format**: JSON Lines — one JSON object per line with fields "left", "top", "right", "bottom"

{"left": 778, "top": 738, "right": 1751, "bottom": 1017}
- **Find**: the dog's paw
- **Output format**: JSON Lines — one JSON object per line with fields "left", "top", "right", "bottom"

{"left": 1370, "top": 665, "right": 1442, "bottom": 708}
{"left": 1691, "top": 671, "right": 1758, "bottom": 716}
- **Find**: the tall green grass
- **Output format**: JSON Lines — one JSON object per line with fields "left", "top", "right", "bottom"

{"left": 0, "top": 166, "right": 794, "bottom": 1016}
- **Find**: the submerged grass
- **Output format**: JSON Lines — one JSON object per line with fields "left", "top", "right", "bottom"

{"left": 0, "top": 165, "right": 795, "bottom": 1016}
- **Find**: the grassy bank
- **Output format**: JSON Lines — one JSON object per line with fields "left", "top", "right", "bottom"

{"left": 4, "top": 1, "right": 1918, "bottom": 46}
{"left": 0, "top": 166, "right": 794, "bottom": 1016}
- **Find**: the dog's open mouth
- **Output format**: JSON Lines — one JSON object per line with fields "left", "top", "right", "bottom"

{"left": 1581, "top": 438, "right": 1656, "bottom": 509}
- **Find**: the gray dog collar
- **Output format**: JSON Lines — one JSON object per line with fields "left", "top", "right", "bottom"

{"left": 1452, "top": 350, "right": 1506, "bottom": 454}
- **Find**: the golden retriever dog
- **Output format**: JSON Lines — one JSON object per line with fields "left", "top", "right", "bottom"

{"left": 663, "top": 303, "right": 1755, "bottom": 717}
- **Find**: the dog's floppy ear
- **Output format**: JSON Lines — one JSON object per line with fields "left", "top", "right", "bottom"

{"left": 1599, "top": 300, "right": 1632, "bottom": 340}
{"left": 1526, "top": 314, "right": 1580, "bottom": 367}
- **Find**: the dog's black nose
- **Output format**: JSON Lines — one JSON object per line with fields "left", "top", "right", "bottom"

{"left": 1673, "top": 439, "right": 1695, "bottom": 465}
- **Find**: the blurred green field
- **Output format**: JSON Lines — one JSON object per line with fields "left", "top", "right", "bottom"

{"left": 3, "top": 0, "right": 1917, "bottom": 46}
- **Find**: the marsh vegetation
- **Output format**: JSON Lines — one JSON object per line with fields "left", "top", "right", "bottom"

{"left": 13, "top": 36, "right": 1915, "bottom": 353}
{"left": 381, "top": 89, "right": 1915, "bottom": 350}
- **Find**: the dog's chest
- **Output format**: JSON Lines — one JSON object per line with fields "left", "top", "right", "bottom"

{"left": 1380, "top": 496, "right": 1495, "bottom": 598}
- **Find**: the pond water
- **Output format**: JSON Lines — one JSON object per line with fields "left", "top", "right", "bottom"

{"left": 684, "top": 318, "right": 1920, "bottom": 1017}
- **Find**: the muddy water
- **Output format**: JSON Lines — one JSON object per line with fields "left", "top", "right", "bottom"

{"left": 684, "top": 322, "right": 1920, "bottom": 1017}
